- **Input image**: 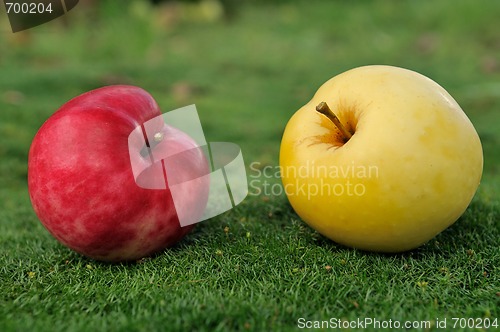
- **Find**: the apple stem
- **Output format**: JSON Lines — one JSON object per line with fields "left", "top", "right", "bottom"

{"left": 315, "top": 102, "right": 352, "bottom": 142}
{"left": 153, "top": 132, "right": 164, "bottom": 142}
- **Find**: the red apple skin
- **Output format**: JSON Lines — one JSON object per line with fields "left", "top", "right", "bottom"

{"left": 28, "top": 85, "right": 207, "bottom": 262}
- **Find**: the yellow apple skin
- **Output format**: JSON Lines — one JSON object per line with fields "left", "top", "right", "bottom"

{"left": 280, "top": 65, "right": 483, "bottom": 252}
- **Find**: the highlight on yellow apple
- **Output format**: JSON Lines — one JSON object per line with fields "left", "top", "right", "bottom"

{"left": 280, "top": 65, "right": 483, "bottom": 252}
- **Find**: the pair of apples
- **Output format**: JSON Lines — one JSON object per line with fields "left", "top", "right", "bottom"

{"left": 28, "top": 66, "right": 483, "bottom": 262}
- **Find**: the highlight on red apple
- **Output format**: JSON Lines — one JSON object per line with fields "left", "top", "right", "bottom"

{"left": 128, "top": 105, "right": 248, "bottom": 227}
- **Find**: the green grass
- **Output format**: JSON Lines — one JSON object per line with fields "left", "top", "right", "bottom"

{"left": 1, "top": 0, "right": 499, "bottom": 331}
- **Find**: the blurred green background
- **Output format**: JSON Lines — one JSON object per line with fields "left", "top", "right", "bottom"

{"left": 1, "top": 0, "right": 499, "bottom": 331}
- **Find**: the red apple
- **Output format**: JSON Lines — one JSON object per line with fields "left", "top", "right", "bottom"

{"left": 28, "top": 85, "right": 209, "bottom": 262}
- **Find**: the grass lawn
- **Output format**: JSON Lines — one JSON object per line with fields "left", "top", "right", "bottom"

{"left": 1, "top": 0, "right": 499, "bottom": 331}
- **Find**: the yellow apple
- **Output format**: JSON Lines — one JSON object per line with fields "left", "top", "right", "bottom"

{"left": 280, "top": 65, "right": 483, "bottom": 252}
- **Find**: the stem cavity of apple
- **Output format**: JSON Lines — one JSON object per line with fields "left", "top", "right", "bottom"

{"left": 315, "top": 101, "right": 352, "bottom": 142}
